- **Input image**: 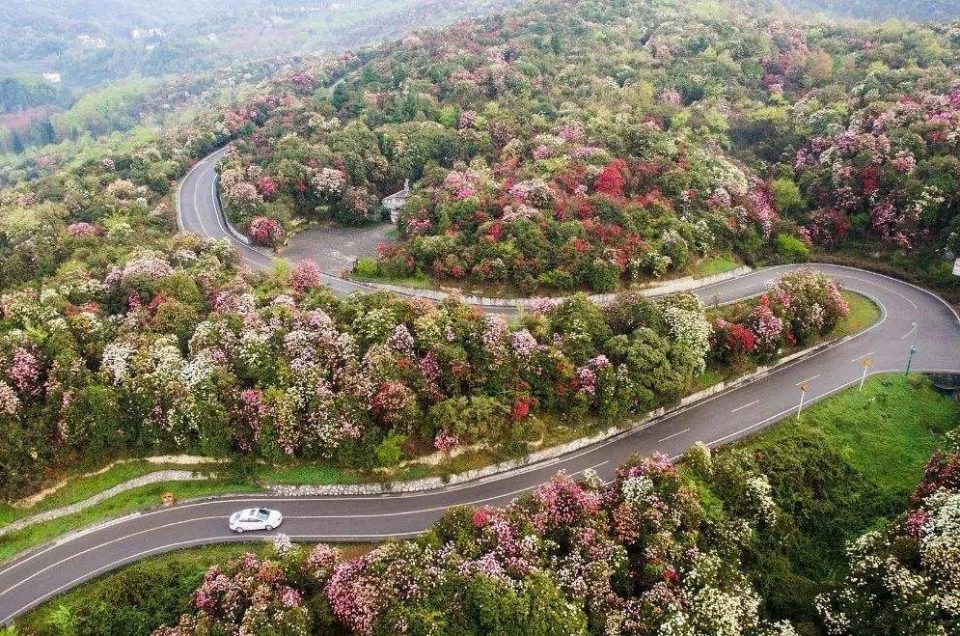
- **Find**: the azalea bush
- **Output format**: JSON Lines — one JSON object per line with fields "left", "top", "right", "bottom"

{"left": 793, "top": 89, "right": 960, "bottom": 251}
{"left": 0, "top": 226, "right": 850, "bottom": 499}
{"left": 712, "top": 268, "right": 848, "bottom": 363}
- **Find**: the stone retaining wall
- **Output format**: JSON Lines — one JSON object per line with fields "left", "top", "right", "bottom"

{"left": 349, "top": 266, "right": 754, "bottom": 308}
{"left": 0, "top": 470, "right": 202, "bottom": 537}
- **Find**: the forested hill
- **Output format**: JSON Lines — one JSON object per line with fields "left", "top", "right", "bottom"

{"left": 782, "top": 0, "right": 960, "bottom": 21}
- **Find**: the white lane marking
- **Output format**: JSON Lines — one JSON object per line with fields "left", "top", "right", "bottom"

{"left": 901, "top": 327, "right": 917, "bottom": 340}
{"left": 796, "top": 375, "right": 819, "bottom": 386}
{"left": 190, "top": 156, "right": 215, "bottom": 239}
{"left": 2, "top": 476, "right": 570, "bottom": 600}
{"left": 730, "top": 400, "right": 759, "bottom": 413}
{"left": 0, "top": 531, "right": 421, "bottom": 626}
{"left": 175, "top": 149, "right": 222, "bottom": 232}
{"left": 850, "top": 352, "right": 874, "bottom": 363}
{"left": 577, "top": 461, "right": 608, "bottom": 474}
{"left": 658, "top": 428, "right": 690, "bottom": 444}
{"left": 0, "top": 516, "right": 225, "bottom": 599}
{"left": 836, "top": 272, "right": 920, "bottom": 311}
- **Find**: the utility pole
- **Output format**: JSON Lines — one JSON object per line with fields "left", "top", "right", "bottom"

{"left": 796, "top": 381, "right": 809, "bottom": 421}
{"left": 905, "top": 323, "right": 919, "bottom": 376}
{"left": 860, "top": 356, "right": 872, "bottom": 391}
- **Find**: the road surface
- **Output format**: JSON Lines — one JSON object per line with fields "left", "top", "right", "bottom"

{"left": 2, "top": 153, "right": 960, "bottom": 625}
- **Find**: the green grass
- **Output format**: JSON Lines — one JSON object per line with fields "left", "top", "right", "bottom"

{"left": 11, "top": 374, "right": 954, "bottom": 636}
{"left": 692, "top": 253, "right": 741, "bottom": 278}
{"left": 0, "top": 480, "right": 262, "bottom": 564}
{"left": 254, "top": 462, "right": 358, "bottom": 485}
{"left": 728, "top": 373, "right": 960, "bottom": 631}
{"left": 829, "top": 290, "right": 880, "bottom": 339}
{"left": 742, "top": 374, "right": 957, "bottom": 501}
{"left": 13, "top": 541, "right": 377, "bottom": 635}
{"left": 0, "top": 291, "right": 883, "bottom": 569}
{"left": 352, "top": 270, "right": 439, "bottom": 290}
{"left": 12, "top": 543, "right": 276, "bottom": 636}
{"left": 0, "top": 460, "right": 223, "bottom": 526}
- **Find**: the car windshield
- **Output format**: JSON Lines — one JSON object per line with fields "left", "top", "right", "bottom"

{"left": 256, "top": 509, "right": 270, "bottom": 520}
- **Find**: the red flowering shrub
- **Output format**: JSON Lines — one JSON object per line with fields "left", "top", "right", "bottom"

{"left": 289, "top": 260, "right": 324, "bottom": 294}
{"left": 594, "top": 159, "right": 627, "bottom": 198}
{"left": 714, "top": 319, "right": 757, "bottom": 363}
{"left": 248, "top": 216, "right": 284, "bottom": 248}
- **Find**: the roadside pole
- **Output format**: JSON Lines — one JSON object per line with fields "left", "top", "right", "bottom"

{"left": 905, "top": 322, "right": 919, "bottom": 376}
{"left": 859, "top": 357, "right": 872, "bottom": 391}
{"left": 796, "top": 381, "right": 809, "bottom": 421}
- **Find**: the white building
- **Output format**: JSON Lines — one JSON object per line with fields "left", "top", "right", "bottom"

{"left": 382, "top": 179, "right": 411, "bottom": 223}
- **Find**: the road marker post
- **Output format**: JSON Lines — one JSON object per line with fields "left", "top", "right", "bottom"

{"left": 905, "top": 322, "right": 919, "bottom": 376}
{"left": 859, "top": 357, "right": 872, "bottom": 391}
{"left": 796, "top": 381, "right": 809, "bottom": 421}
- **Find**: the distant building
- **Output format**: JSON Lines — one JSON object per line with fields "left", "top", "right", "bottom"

{"left": 382, "top": 179, "right": 411, "bottom": 223}
{"left": 43, "top": 73, "right": 61, "bottom": 84}
{"left": 77, "top": 35, "right": 107, "bottom": 49}
{"left": 131, "top": 27, "right": 165, "bottom": 39}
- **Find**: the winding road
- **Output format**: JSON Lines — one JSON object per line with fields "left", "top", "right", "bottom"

{"left": 2, "top": 152, "right": 960, "bottom": 625}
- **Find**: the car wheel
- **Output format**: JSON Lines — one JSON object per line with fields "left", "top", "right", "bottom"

{"left": 265, "top": 525, "right": 274, "bottom": 531}
{"left": 234, "top": 527, "right": 244, "bottom": 533}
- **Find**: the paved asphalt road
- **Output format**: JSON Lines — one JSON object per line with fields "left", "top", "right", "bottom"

{"left": 2, "top": 154, "right": 960, "bottom": 624}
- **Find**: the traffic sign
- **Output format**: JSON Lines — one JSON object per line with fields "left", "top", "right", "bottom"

{"left": 862, "top": 357, "right": 872, "bottom": 368}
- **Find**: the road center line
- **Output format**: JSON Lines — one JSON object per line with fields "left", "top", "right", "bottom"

{"left": 658, "top": 428, "right": 690, "bottom": 443}
{"left": 731, "top": 400, "right": 759, "bottom": 413}
{"left": 850, "top": 352, "right": 874, "bottom": 363}
{"left": 796, "top": 375, "right": 819, "bottom": 386}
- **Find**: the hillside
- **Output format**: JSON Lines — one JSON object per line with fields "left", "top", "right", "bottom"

{"left": 783, "top": 0, "right": 960, "bottom": 21}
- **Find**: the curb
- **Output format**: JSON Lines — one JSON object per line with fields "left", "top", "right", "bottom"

{"left": 213, "top": 174, "right": 254, "bottom": 247}
{"left": 348, "top": 266, "right": 755, "bottom": 308}
{"left": 0, "top": 471, "right": 204, "bottom": 538}
{"left": 0, "top": 335, "right": 860, "bottom": 529}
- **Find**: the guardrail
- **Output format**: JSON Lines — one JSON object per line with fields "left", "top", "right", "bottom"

{"left": 212, "top": 174, "right": 253, "bottom": 247}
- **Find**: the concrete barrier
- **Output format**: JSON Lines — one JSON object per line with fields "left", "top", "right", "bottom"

{"left": 351, "top": 266, "right": 754, "bottom": 308}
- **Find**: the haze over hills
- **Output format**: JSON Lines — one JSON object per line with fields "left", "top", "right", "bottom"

{"left": 782, "top": 0, "right": 960, "bottom": 22}
{"left": 0, "top": 0, "right": 521, "bottom": 161}
{"left": 1, "top": 0, "right": 521, "bottom": 87}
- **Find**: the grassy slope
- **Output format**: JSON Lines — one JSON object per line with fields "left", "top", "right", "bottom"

{"left": 732, "top": 373, "right": 960, "bottom": 632}
{"left": 0, "top": 481, "right": 261, "bottom": 564}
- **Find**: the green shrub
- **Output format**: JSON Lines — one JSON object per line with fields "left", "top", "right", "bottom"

{"left": 588, "top": 259, "right": 620, "bottom": 293}
{"left": 770, "top": 178, "right": 803, "bottom": 213}
{"left": 774, "top": 233, "right": 810, "bottom": 263}
{"left": 353, "top": 256, "right": 379, "bottom": 278}
{"left": 375, "top": 432, "right": 407, "bottom": 466}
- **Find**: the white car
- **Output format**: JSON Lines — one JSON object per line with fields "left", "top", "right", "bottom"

{"left": 229, "top": 507, "right": 283, "bottom": 533}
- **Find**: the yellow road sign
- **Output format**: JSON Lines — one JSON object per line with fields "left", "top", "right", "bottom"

{"left": 798, "top": 382, "right": 809, "bottom": 393}
{"left": 862, "top": 357, "right": 873, "bottom": 368}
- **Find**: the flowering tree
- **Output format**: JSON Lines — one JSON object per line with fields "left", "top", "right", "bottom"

{"left": 248, "top": 216, "right": 285, "bottom": 249}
